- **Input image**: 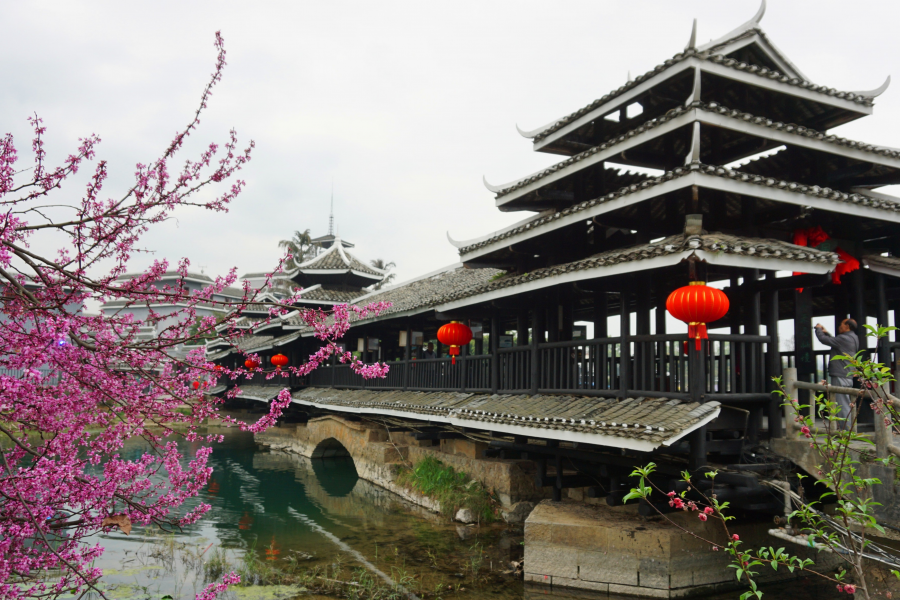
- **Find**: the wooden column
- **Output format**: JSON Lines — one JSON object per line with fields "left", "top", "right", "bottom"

{"left": 730, "top": 276, "right": 742, "bottom": 335}
{"left": 619, "top": 288, "right": 631, "bottom": 399}
{"left": 531, "top": 307, "right": 543, "bottom": 395}
{"left": 850, "top": 269, "right": 868, "bottom": 354}
{"left": 547, "top": 290, "right": 560, "bottom": 343}
{"left": 403, "top": 324, "right": 411, "bottom": 390}
{"left": 794, "top": 288, "right": 815, "bottom": 408}
{"left": 517, "top": 309, "right": 529, "bottom": 346}
{"left": 877, "top": 274, "right": 890, "bottom": 364}
{"left": 746, "top": 270, "right": 762, "bottom": 442}
{"left": 490, "top": 314, "right": 499, "bottom": 394}
{"left": 594, "top": 291, "right": 608, "bottom": 338}
{"left": 561, "top": 297, "right": 574, "bottom": 342}
{"left": 766, "top": 273, "right": 783, "bottom": 438}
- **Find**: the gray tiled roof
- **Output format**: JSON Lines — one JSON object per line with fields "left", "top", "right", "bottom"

{"left": 498, "top": 101, "right": 899, "bottom": 199}
{"left": 233, "top": 385, "right": 283, "bottom": 401}
{"left": 297, "top": 246, "right": 382, "bottom": 277}
{"left": 450, "top": 233, "right": 838, "bottom": 305}
{"left": 532, "top": 48, "right": 873, "bottom": 144}
{"left": 863, "top": 254, "right": 900, "bottom": 271}
{"left": 353, "top": 265, "right": 504, "bottom": 319}
{"left": 281, "top": 265, "right": 502, "bottom": 330}
{"left": 298, "top": 287, "right": 362, "bottom": 303}
{"left": 467, "top": 162, "right": 900, "bottom": 256}
{"left": 292, "top": 388, "right": 720, "bottom": 447}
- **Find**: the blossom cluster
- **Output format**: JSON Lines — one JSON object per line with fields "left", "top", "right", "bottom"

{"left": 0, "top": 32, "right": 388, "bottom": 600}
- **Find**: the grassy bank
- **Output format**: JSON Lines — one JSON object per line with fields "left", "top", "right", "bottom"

{"left": 396, "top": 456, "right": 500, "bottom": 523}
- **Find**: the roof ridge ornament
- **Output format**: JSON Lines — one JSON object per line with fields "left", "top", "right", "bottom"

{"left": 684, "top": 122, "right": 701, "bottom": 165}
{"left": 697, "top": 0, "right": 766, "bottom": 52}
{"left": 516, "top": 121, "right": 558, "bottom": 139}
{"left": 685, "top": 18, "right": 697, "bottom": 51}
{"left": 483, "top": 175, "right": 514, "bottom": 193}
{"left": 851, "top": 75, "right": 891, "bottom": 98}
{"left": 685, "top": 67, "right": 702, "bottom": 106}
{"left": 446, "top": 231, "right": 464, "bottom": 249}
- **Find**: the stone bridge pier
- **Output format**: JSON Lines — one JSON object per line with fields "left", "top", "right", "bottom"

{"left": 257, "top": 415, "right": 543, "bottom": 510}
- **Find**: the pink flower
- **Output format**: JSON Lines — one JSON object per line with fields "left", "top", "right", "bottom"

{"left": 667, "top": 491, "right": 676, "bottom": 497}
{"left": 732, "top": 534, "right": 740, "bottom": 541}
{"left": 670, "top": 497, "right": 685, "bottom": 509}
{"left": 697, "top": 513, "right": 708, "bottom": 521}
{"left": 800, "top": 425, "right": 811, "bottom": 438}
{"left": 703, "top": 506, "right": 714, "bottom": 515}
{"left": 712, "top": 546, "right": 719, "bottom": 551}
{"left": 837, "top": 585, "right": 845, "bottom": 593}
{"left": 844, "top": 584, "right": 856, "bottom": 594}
{"left": 686, "top": 501, "right": 698, "bottom": 511}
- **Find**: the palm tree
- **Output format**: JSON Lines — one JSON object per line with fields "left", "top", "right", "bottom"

{"left": 278, "top": 229, "right": 315, "bottom": 268}
{"left": 369, "top": 259, "right": 396, "bottom": 290}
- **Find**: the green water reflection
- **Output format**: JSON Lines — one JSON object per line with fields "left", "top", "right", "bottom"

{"left": 79, "top": 427, "right": 842, "bottom": 600}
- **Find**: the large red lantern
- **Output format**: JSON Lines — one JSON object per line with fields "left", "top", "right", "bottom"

{"left": 666, "top": 282, "right": 729, "bottom": 351}
{"left": 437, "top": 321, "right": 473, "bottom": 365}
{"left": 245, "top": 358, "right": 260, "bottom": 371}
{"left": 192, "top": 381, "right": 200, "bottom": 390}
{"left": 271, "top": 353, "right": 289, "bottom": 369}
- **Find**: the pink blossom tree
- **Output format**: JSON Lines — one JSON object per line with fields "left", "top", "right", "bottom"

{"left": 0, "top": 32, "right": 388, "bottom": 600}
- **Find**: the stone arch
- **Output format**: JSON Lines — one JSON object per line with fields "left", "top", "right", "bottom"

{"left": 311, "top": 437, "right": 353, "bottom": 459}
{"left": 310, "top": 437, "right": 358, "bottom": 497}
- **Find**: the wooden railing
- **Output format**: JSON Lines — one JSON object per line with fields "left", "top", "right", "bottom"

{"left": 305, "top": 333, "right": 776, "bottom": 403}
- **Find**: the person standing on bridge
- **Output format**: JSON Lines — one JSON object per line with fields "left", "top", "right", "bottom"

{"left": 815, "top": 318, "right": 859, "bottom": 429}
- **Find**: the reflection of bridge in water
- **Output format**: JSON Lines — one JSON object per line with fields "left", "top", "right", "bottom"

{"left": 251, "top": 443, "right": 439, "bottom": 532}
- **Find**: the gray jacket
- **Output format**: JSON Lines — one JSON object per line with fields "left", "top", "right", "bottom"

{"left": 814, "top": 327, "right": 859, "bottom": 378}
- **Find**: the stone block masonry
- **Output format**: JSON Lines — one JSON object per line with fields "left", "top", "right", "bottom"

{"left": 524, "top": 500, "right": 838, "bottom": 597}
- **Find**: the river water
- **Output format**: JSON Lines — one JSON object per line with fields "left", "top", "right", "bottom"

{"left": 73, "top": 427, "right": 841, "bottom": 600}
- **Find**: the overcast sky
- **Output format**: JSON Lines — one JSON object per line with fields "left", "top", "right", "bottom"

{"left": 2, "top": 0, "right": 899, "bottom": 289}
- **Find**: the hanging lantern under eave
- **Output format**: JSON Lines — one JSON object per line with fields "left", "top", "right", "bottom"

{"left": 437, "top": 321, "right": 473, "bottom": 365}
{"left": 271, "top": 353, "right": 289, "bottom": 369}
{"left": 245, "top": 358, "right": 260, "bottom": 371}
{"left": 192, "top": 381, "right": 200, "bottom": 390}
{"left": 666, "top": 282, "right": 729, "bottom": 351}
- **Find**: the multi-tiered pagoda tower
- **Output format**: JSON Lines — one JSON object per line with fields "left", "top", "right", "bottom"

{"left": 441, "top": 1, "right": 899, "bottom": 432}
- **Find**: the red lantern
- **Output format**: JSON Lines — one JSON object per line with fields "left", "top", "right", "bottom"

{"left": 437, "top": 321, "right": 473, "bottom": 365}
{"left": 666, "top": 282, "right": 729, "bottom": 351}
{"left": 192, "top": 381, "right": 200, "bottom": 390}
{"left": 213, "top": 364, "right": 224, "bottom": 372}
{"left": 245, "top": 358, "right": 260, "bottom": 371}
{"left": 271, "top": 353, "right": 289, "bottom": 369}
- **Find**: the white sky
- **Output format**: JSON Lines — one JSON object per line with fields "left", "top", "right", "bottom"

{"left": 3, "top": 0, "right": 900, "bottom": 292}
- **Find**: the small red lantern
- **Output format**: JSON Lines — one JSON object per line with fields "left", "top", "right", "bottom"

{"left": 192, "top": 381, "right": 200, "bottom": 390}
{"left": 271, "top": 354, "right": 289, "bottom": 369}
{"left": 245, "top": 358, "right": 260, "bottom": 371}
{"left": 213, "top": 364, "right": 224, "bottom": 372}
{"left": 666, "top": 282, "right": 729, "bottom": 351}
{"left": 437, "top": 321, "right": 473, "bottom": 365}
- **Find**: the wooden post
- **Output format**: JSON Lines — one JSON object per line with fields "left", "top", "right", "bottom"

{"left": 403, "top": 324, "right": 411, "bottom": 391}
{"left": 594, "top": 291, "right": 608, "bottom": 339}
{"left": 766, "top": 274, "right": 783, "bottom": 438}
{"left": 490, "top": 314, "right": 499, "bottom": 394}
{"left": 851, "top": 269, "right": 868, "bottom": 354}
{"left": 517, "top": 310, "right": 529, "bottom": 347}
{"left": 782, "top": 367, "right": 797, "bottom": 432}
{"left": 619, "top": 288, "right": 631, "bottom": 399}
{"left": 794, "top": 288, "right": 815, "bottom": 407}
{"left": 877, "top": 274, "right": 889, "bottom": 365}
{"left": 460, "top": 342, "right": 467, "bottom": 393}
{"left": 531, "top": 307, "right": 542, "bottom": 396}
{"left": 746, "top": 269, "right": 762, "bottom": 441}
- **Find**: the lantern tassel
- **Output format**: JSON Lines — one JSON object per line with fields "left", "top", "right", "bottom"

{"left": 449, "top": 345, "right": 460, "bottom": 365}
{"left": 688, "top": 322, "right": 708, "bottom": 351}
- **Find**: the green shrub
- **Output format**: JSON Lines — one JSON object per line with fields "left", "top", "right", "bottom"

{"left": 396, "top": 456, "right": 499, "bottom": 523}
